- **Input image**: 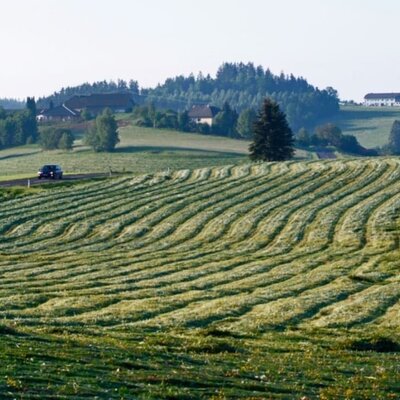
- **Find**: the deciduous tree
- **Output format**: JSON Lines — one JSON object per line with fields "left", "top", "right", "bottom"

{"left": 58, "top": 130, "right": 74, "bottom": 151}
{"left": 236, "top": 108, "right": 256, "bottom": 138}
{"left": 85, "top": 108, "right": 119, "bottom": 152}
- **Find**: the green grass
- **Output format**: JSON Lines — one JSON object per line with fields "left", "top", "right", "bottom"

{"left": 0, "top": 127, "right": 247, "bottom": 180}
{"left": 329, "top": 105, "right": 400, "bottom": 148}
{"left": 0, "top": 328, "right": 398, "bottom": 399}
{"left": 0, "top": 124, "right": 314, "bottom": 180}
{"left": 1, "top": 158, "right": 400, "bottom": 398}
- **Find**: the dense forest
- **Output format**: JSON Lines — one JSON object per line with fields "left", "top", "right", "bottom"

{"left": 143, "top": 62, "right": 340, "bottom": 131}
{"left": 0, "top": 98, "right": 38, "bottom": 148}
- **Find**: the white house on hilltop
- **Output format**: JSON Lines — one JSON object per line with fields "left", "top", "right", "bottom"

{"left": 364, "top": 93, "right": 400, "bottom": 107}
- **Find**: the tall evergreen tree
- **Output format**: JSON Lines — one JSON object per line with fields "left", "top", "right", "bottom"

{"left": 26, "top": 97, "right": 37, "bottom": 116}
{"left": 0, "top": 107, "right": 6, "bottom": 120}
{"left": 249, "top": 98, "right": 294, "bottom": 161}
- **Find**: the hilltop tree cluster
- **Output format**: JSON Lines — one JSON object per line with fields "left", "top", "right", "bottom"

{"left": 0, "top": 98, "right": 38, "bottom": 149}
{"left": 143, "top": 62, "right": 339, "bottom": 131}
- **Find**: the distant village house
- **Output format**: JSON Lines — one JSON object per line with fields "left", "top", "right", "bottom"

{"left": 364, "top": 93, "right": 400, "bottom": 107}
{"left": 188, "top": 104, "right": 220, "bottom": 126}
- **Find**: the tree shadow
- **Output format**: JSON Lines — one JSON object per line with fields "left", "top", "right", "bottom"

{"left": 0, "top": 151, "right": 39, "bottom": 161}
{"left": 114, "top": 145, "right": 246, "bottom": 157}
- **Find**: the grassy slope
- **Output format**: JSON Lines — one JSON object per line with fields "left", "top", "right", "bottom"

{"left": 0, "top": 126, "right": 245, "bottom": 180}
{"left": 0, "top": 123, "right": 313, "bottom": 180}
{"left": 1, "top": 158, "right": 399, "bottom": 398}
{"left": 330, "top": 105, "right": 400, "bottom": 148}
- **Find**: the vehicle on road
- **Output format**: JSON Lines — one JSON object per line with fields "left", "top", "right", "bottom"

{"left": 38, "top": 165, "right": 63, "bottom": 179}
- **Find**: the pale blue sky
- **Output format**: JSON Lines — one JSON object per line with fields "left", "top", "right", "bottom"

{"left": 1, "top": 0, "right": 399, "bottom": 101}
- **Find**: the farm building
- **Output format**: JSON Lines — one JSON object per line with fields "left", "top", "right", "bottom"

{"left": 64, "top": 93, "right": 135, "bottom": 114}
{"left": 188, "top": 104, "right": 220, "bottom": 126}
{"left": 37, "top": 93, "right": 135, "bottom": 122}
{"left": 364, "top": 93, "right": 400, "bottom": 107}
{"left": 36, "top": 104, "right": 79, "bottom": 122}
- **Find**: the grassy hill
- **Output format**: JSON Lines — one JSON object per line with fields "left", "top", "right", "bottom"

{"left": 328, "top": 105, "right": 400, "bottom": 148}
{"left": 0, "top": 158, "right": 399, "bottom": 398}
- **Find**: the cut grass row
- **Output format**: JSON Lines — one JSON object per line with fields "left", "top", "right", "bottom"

{"left": 1, "top": 159, "right": 399, "bottom": 332}
{"left": 1, "top": 157, "right": 400, "bottom": 397}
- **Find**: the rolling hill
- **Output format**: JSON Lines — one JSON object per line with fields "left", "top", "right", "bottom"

{"left": 0, "top": 158, "right": 399, "bottom": 398}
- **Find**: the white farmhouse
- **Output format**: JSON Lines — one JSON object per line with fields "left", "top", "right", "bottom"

{"left": 188, "top": 104, "right": 220, "bottom": 126}
{"left": 364, "top": 93, "right": 400, "bottom": 107}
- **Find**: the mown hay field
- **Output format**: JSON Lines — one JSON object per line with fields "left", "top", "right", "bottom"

{"left": 0, "top": 158, "right": 399, "bottom": 398}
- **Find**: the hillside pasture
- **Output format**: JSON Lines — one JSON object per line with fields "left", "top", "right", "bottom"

{"left": 0, "top": 126, "right": 248, "bottom": 180}
{"left": 0, "top": 158, "right": 399, "bottom": 398}
{"left": 0, "top": 124, "right": 315, "bottom": 181}
{"left": 333, "top": 105, "right": 400, "bottom": 148}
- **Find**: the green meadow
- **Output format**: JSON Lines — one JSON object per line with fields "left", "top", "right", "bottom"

{"left": 0, "top": 123, "right": 317, "bottom": 181}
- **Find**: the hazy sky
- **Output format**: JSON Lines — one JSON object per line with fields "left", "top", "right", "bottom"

{"left": 1, "top": 0, "right": 399, "bottom": 101}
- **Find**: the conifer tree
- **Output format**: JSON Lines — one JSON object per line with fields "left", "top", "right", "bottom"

{"left": 387, "top": 120, "right": 400, "bottom": 154}
{"left": 249, "top": 98, "right": 294, "bottom": 161}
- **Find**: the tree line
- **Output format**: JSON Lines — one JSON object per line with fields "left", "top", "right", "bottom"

{"left": 0, "top": 98, "right": 25, "bottom": 109}
{"left": 0, "top": 98, "right": 38, "bottom": 149}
